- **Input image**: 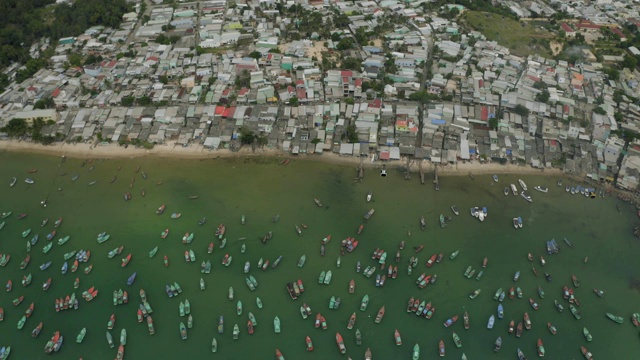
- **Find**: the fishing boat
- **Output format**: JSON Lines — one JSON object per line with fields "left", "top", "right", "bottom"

{"left": 106, "top": 331, "right": 114, "bottom": 348}
{"left": 156, "top": 204, "right": 166, "bottom": 215}
{"left": 469, "top": 289, "right": 481, "bottom": 299}
{"left": 43, "top": 277, "right": 52, "bottom": 290}
{"left": 127, "top": 272, "right": 137, "bottom": 286}
{"left": 218, "top": 316, "right": 224, "bottom": 334}
{"left": 273, "top": 316, "right": 280, "bottom": 333}
{"left": 570, "top": 304, "right": 581, "bottom": 319}
{"left": 364, "top": 208, "right": 375, "bottom": 220}
{"left": 161, "top": 228, "right": 169, "bottom": 239}
{"left": 40, "top": 261, "right": 51, "bottom": 271}
{"left": 374, "top": 306, "right": 385, "bottom": 323}
{"left": 515, "top": 322, "right": 523, "bottom": 338}
{"left": 22, "top": 228, "right": 32, "bottom": 238}
{"left": 180, "top": 322, "right": 187, "bottom": 340}
{"left": 76, "top": 328, "right": 86, "bottom": 343}
{"left": 582, "top": 346, "right": 593, "bottom": 360}
{"left": 444, "top": 315, "right": 458, "bottom": 328}
{"left": 32, "top": 322, "right": 43, "bottom": 337}
{"left": 547, "top": 322, "right": 557, "bottom": 335}
{"left": 21, "top": 273, "right": 32, "bottom": 287}
{"left": 537, "top": 338, "right": 545, "bottom": 357}
{"left": 572, "top": 274, "right": 581, "bottom": 287}
{"left": 438, "top": 339, "right": 445, "bottom": 357}
{"left": 25, "top": 178, "right": 34, "bottom": 184}
{"left": 583, "top": 327, "right": 592, "bottom": 341}
{"left": 20, "top": 254, "right": 31, "bottom": 270}
{"left": 305, "top": 335, "right": 313, "bottom": 351}
{"left": 146, "top": 246, "right": 158, "bottom": 258}
{"left": 275, "top": 348, "right": 284, "bottom": 360}
{"left": 524, "top": 312, "right": 532, "bottom": 329}
{"left": 606, "top": 312, "right": 623, "bottom": 324}
{"left": 529, "top": 298, "right": 539, "bottom": 310}
{"left": 490, "top": 336, "right": 502, "bottom": 353}
{"left": 508, "top": 320, "right": 514, "bottom": 334}
{"left": 487, "top": 315, "right": 495, "bottom": 329}
{"left": 564, "top": 237, "right": 574, "bottom": 248}
{"left": 360, "top": 294, "right": 369, "bottom": 311}
{"left": 517, "top": 287, "right": 523, "bottom": 298}
{"left": 336, "top": 332, "right": 346, "bottom": 354}
{"left": 497, "top": 304, "right": 504, "bottom": 319}
{"left": 171, "top": 213, "right": 182, "bottom": 219}
{"left": 121, "top": 254, "right": 131, "bottom": 267}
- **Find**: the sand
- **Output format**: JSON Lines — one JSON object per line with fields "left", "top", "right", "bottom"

{"left": 0, "top": 140, "right": 566, "bottom": 177}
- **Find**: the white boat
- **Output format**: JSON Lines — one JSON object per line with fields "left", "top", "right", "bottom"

{"left": 511, "top": 184, "right": 518, "bottom": 195}
{"left": 25, "top": 178, "right": 35, "bottom": 184}
{"left": 487, "top": 315, "right": 495, "bottom": 329}
{"left": 520, "top": 192, "right": 532, "bottom": 203}
{"left": 518, "top": 179, "right": 527, "bottom": 191}
{"left": 10, "top": 177, "right": 17, "bottom": 187}
{"left": 366, "top": 191, "right": 372, "bottom": 202}
{"left": 533, "top": 186, "right": 548, "bottom": 193}
{"left": 492, "top": 175, "right": 498, "bottom": 182}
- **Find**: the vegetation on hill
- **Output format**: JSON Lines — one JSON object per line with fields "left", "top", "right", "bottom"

{"left": 0, "top": 0, "right": 131, "bottom": 76}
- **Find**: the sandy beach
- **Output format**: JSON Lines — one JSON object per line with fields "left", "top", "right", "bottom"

{"left": 0, "top": 139, "right": 564, "bottom": 177}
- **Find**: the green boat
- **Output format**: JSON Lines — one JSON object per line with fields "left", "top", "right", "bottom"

{"left": 57, "top": 235, "right": 70, "bottom": 246}
{"left": 97, "top": 233, "right": 110, "bottom": 243}
{"left": 475, "top": 270, "right": 484, "bottom": 281}
{"left": 1, "top": 212, "right": 11, "bottom": 219}
{"left": 0, "top": 221, "right": 4, "bottom": 230}
{"left": 240, "top": 244, "right": 246, "bottom": 254}
{"left": 148, "top": 246, "right": 158, "bottom": 258}
{"left": 187, "top": 314, "right": 193, "bottom": 328}
{"left": 120, "top": 328, "right": 127, "bottom": 345}
{"left": 336, "top": 256, "right": 341, "bottom": 268}
{"left": 219, "top": 238, "right": 226, "bottom": 248}
{"left": 26, "top": 241, "right": 31, "bottom": 252}
{"left": 180, "top": 322, "right": 187, "bottom": 340}
{"left": 538, "top": 286, "right": 545, "bottom": 298}
{"left": 516, "top": 287, "right": 523, "bottom": 299}
{"left": 237, "top": 301, "right": 243, "bottom": 316}
{"left": 107, "top": 331, "right": 114, "bottom": 348}
{"left": 318, "top": 271, "right": 326, "bottom": 284}
{"left": 179, "top": 302, "right": 185, "bottom": 316}
{"left": 274, "top": 316, "right": 281, "bottom": 333}
{"left": 256, "top": 297, "right": 263, "bottom": 309}
{"left": 107, "top": 247, "right": 120, "bottom": 258}
{"left": 412, "top": 344, "right": 420, "bottom": 360}
{"left": 493, "top": 288, "right": 503, "bottom": 300}
{"left": 583, "top": 327, "right": 592, "bottom": 341}
{"left": 174, "top": 282, "right": 182, "bottom": 293}
{"left": 298, "top": 255, "right": 306, "bottom": 268}
{"left": 355, "top": 329, "right": 362, "bottom": 346}
{"left": 463, "top": 266, "right": 472, "bottom": 277}
{"left": 570, "top": 304, "right": 581, "bottom": 319}
{"left": 329, "top": 296, "right": 336, "bottom": 309}
{"left": 184, "top": 299, "right": 191, "bottom": 314}
{"left": 360, "top": 294, "right": 369, "bottom": 311}
{"left": 17, "top": 315, "right": 26, "bottom": 329}
{"left": 452, "top": 332, "right": 462, "bottom": 348}
{"left": 233, "top": 324, "right": 239, "bottom": 340}
{"left": 248, "top": 312, "right": 257, "bottom": 326}
{"left": 22, "top": 229, "right": 31, "bottom": 238}
{"left": 324, "top": 270, "right": 332, "bottom": 284}
{"left": 212, "top": 337, "right": 217, "bottom": 353}
{"left": 64, "top": 251, "right": 76, "bottom": 260}
{"left": 43, "top": 242, "right": 52, "bottom": 254}
{"left": 450, "top": 250, "right": 459, "bottom": 260}
{"left": 606, "top": 312, "right": 623, "bottom": 324}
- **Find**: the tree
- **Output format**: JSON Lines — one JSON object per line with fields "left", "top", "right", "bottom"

{"left": 345, "top": 124, "right": 359, "bottom": 143}
{"left": 121, "top": 96, "right": 135, "bottom": 106}
{"left": 289, "top": 97, "right": 298, "bottom": 105}
{"left": 613, "top": 90, "right": 625, "bottom": 106}
{"left": 603, "top": 67, "right": 620, "bottom": 81}
{"left": 336, "top": 37, "right": 353, "bottom": 51}
{"left": 513, "top": 104, "right": 530, "bottom": 117}
{"left": 489, "top": 117, "right": 498, "bottom": 130}
{"left": 593, "top": 107, "right": 607, "bottom": 115}
{"left": 623, "top": 54, "right": 638, "bottom": 70}
{"left": 408, "top": 90, "right": 435, "bottom": 104}
{"left": 137, "top": 96, "right": 152, "bottom": 106}
{"left": 341, "top": 57, "right": 362, "bottom": 71}
{"left": 238, "top": 126, "right": 255, "bottom": 144}
{"left": 535, "top": 90, "right": 550, "bottom": 103}
{"left": 34, "top": 97, "right": 55, "bottom": 109}
{"left": 1, "top": 118, "right": 28, "bottom": 136}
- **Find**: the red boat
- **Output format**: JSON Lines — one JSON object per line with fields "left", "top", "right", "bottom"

{"left": 31, "top": 321, "right": 42, "bottom": 337}
{"left": 347, "top": 313, "right": 356, "bottom": 330}
{"left": 357, "top": 224, "right": 364, "bottom": 234}
{"left": 508, "top": 320, "right": 515, "bottom": 334}
{"left": 116, "top": 344, "right": 124, "bottom": 360}
{"left": 388, "top": 264, "right": 393, "bottom": 277}
{"left": 71, "top": 260, "right": 78, "bottom": 273}
{"left": 482, "top": 257, "right": 488, "bottom": 268}
{"left": 426, "top": 254, "right": 437, "bottom": 267}
{"left": 394, "top": 329, "right": 402, "bottom": 345}
{"left": 443, "top": 315, "right": 458, "bottom": 327}
{"left": 107, "top": 313, "right": 116, "bottom": 330}
{"left": 13, "top": 296, "right": 24, "bottom": 306}
{"left": 411, "top": 299, "right": 420, "bottom": 313}
{"left": 537, "top": 338, "right": 545, "bottom": 357}
{"left": 297, "top": 279, "right": 305, "bottom": 292}
{"left": 20, "top": 254, "right": 30, "bottom": 269}
{"left": 315, "top": 313, "right": 322, "bottom": 329}
{"left": 156, "top": 204, "right": 166, "bottom": 215}
{"left": 509, "top": 287, "right": 515, "bottom": 299}
{"left": 306, "top": 336, "right": 314, "bottom": 351}
{"left": 547, "top": 322, "right": 557, "bottom": 334}
{"left": 208, "top": 242, "right": 214, "bottom": 254}
{"left": 164, "top": 255, "right": 169, "bottom": 267}
{"left": 349, "top": 279, "right": 355, "bottom": 294}
{"left": 414, "top": 245, "right": 424, "bottom": 253}
{"left": 530, "top": 298, "right": 539, "bottom": 310}
{"left": 581, "top": 346, "right": 593, "bottom": 360}
{"left": 322, "top": 235, "right": 331, "bottom": 244}
{"left": 336, "top": 332, "right": 346, "bottom": 354}
{"left": 25, "top": 302, "right": 34, "bottom": 317}
{"left": 121, "top": 254, "right": 132, "bottom": 267}
{"left": 137, "top": 309, "right": 143, "bottom": 323}
{"left": 247, "top": 320, "right": 254, "bottom": 334}
{"left": 54, "top": 299, "right": 60, "bottom": 312}
{"left": 321, "top": 316, "right": 327, "bottom": 330}
{"left": 215, "top": 224, "right": 226, "bottom": 238}
{"left": 0, "top": 307, "right": 3, "bottom": 321}
{"left": 276, "top": 349, "right": 284, "bottom": 360}
{"left": 161, "top": 228, "right": 169, "bottom": 239}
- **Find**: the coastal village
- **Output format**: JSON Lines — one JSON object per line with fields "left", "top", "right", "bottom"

{"left": 3, "top": 0, "right": 640, "bottom": 191}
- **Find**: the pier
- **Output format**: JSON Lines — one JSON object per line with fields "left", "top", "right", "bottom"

{"left": 355, "top": 157, "right": 364, "bottom": 183}
{"left": 433, "top": 165, "right": 439, "bottom": 191}
{"left": 419, "top": 160, "right": 425, "bottom": 184}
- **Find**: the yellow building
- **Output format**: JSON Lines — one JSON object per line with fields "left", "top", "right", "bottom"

{"left": 12, "top": 109, "right": 59, "bottom": 126}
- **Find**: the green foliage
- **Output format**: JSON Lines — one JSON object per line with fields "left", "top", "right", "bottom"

{"left": 344, "top": 97, "right": 354, "bottom": 105}
{"left": 121, "top": 96, "right": 135, "bottom": 106}
{"left": 84, "top": 54, "right": 103, "bottom": 66}
{"left": 268, "top": 48, "right": 281, "bottom": 54}
{"left": 0, "top": 117, "right": 55, "bottom": 144}
{"left": 535, "top": 90, "right": 550, "bottom": 103}
{"left": 248, "top": 51, "right": 262, "bottom": 60}
{"left": 236, "top": 70, "right": 251, "bottom": 89}
{"left": 341, "top": 57, "right": 362, "bottom": 71}
{"left": 603, "top": 67, "right": 620, "bottom": 81}
{"left": 593, "top": 107, "right": 607, "bottom": 115}
{"left": 238, "top": 126, "right": 255, "bottom": 144}
{"left": 67, "top": 53, "right": 84, "bottom": 67}
{"left": 345, "top": 124, "right": 359, "bottom": 143}
{"left": 159, "top": 76, "right": 169, "bottom": 84}
{"left": 34, "top": 97, "right": 55, "bottom": 109}
{"left": 513, "top": 104, "right": 530, "bottom": 117}
{"left": 408, "top": 90, "right": 437, "bottom": 104}
{"left": 623, "top": 54, "right": 638, "bottom": 70}
{"left": 0, "top": 73, "right": 9, "bottom": 92}
{"left": 289, "top": 97, "right": 298, "bottom": 105}
{"left": 489, "top": 117, "right": 498, "bottom": 130}
{"left": 336, "top": 37, "right": 353, "bottom": 51}
{"left": 137, "top": 96, "right": 152, "bottom": 106}
{"left": 49, "top": 0, "right": 130, "bottom": 40}
{"left": 1, "top": 118, "right": 29, "bottom": 136}
{"left": 614, "top": 111, "right": 624, "bottom": 123}
{"left": 15, "top": 58, "right": 48, "bottom": 84}
{"left": 613, "top": 90, "right": 625, "bottom": 106}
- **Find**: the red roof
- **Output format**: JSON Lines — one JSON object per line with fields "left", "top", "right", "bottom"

{"left": 369, "top": 99, "right": 382, "bottom": 108}
{"left": 340, "top": 70, "right": 353, "bottom": 77}
{"left": 52, "top": 88, "right": 61, "bottom": 98}
{"left": 287, "top": 85, "right": 295, "bottom": 94}
{"left": 222, "top": 106, "right": 236, "bottom": 118}
{"left": 354, "top": 78, "right": 362, "bottom": 88}
{"left": 576, "top": 20, "right": 600, "bottom": 30}
{"left": 146, "top": 56, "right": 159, "bottom": 62}
{"left": 481, "top": 106, "right": 488, "bottom": 121}
{"left": 215, "top": 106, "right": 225, "bottom": 115}
{"left": 238, "top": 88, "right": 249, "bottom": 96}
{"left": 611, "top": 27, "right": 625, "bottom": 38}
{"left": 379, "top": 151, "right": 390, "bottom": 160}
{"left": 561, "top": 23, "right": 574, "bottom": 33}
{"left": 296, "top": 88, "right": 307, "bottom": 99}
{"left": 222, "top": 88, "right": 231, "bottom": 96}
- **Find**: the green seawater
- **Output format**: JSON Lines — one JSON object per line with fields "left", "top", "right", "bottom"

{"left": 0, "top": 152, "right": 639, "bottom": 359}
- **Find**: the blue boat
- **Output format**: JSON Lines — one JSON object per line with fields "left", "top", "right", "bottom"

{"left": 127, "top": 272, "right": 137, "bottom": 286}
{"left": 40, "top": 261, "right": 52, "bottom": 271}
{"left": 61, "top": 261, "right": 68, "bottom": 275}
{"left": 30, "top": 234, "right": 39, "bottom": 245}
{"left": 497, "top": 304, "right": 504, "bottom": 319}
{"left": 165, "top": 284, "right": 173, "bottom": 297}
{"left": 46, "top": 231, "right": 56, "bottom": 241}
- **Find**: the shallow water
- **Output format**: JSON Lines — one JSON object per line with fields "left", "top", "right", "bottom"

{"left": 0, "top": 152, "right": 639, "bottom": 359}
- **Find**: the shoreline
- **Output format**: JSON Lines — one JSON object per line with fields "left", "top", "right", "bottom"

{"left": 0, "top": 139, "right": 564, "bottom": 178}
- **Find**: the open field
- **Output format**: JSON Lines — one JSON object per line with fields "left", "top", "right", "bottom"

{"left": 461, "top": 11, "right": 554, "bottom": 57}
